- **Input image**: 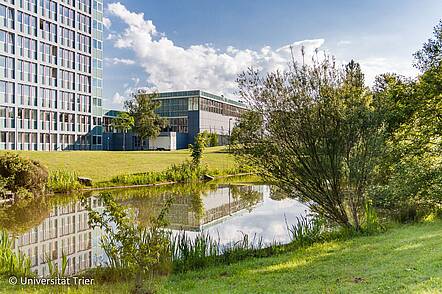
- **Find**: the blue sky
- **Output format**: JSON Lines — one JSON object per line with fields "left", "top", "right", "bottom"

{"left": 103, "top": 0, "right": 442, "bottom": 109}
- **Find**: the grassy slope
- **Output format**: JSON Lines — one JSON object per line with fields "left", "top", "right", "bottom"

{"left": 168, "top": 220, "right": 442, "bottom": 293}
{"left": 0, "top": 147, "right": 236, "bottom": 182}
{"left": 1, "top": 220, "right": 442, "bottom": 293}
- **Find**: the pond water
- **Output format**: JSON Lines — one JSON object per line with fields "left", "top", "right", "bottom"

{"left": 0, "top": 179, "right": 308, "bottom": 277}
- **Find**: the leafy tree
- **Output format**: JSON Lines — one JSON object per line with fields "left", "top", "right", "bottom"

{"left": 414, "top": 20, "right": 442, "bottom": 72}
{"left": 234, "top": 56, "right": 385, "bottom": 230}
{"left": 111, "top": 112, "right": 135, "bottom": 151}
{"left": 189, "top": 133, "right": 208, "bottom": 167}
{"left": 125, "top": 93, "right": 168, "bottom": 149}
{"left": 371, "top": 20, "right": 442, "bottom": 219}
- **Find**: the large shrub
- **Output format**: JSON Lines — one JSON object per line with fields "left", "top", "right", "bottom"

{"left": 0, "top": 153, "right": 48, "bottom": 197}
{"left": 234, "top": 57, "right": 385, "bottom": 231}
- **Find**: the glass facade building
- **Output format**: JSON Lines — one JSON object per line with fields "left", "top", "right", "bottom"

{"left": 0, "top": 0, "right": 103, "bottom": 151}
{"left": 103, "top": 90, "right": 247, "bottom": 150}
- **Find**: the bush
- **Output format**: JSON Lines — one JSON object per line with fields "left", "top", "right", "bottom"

{"left": 0, "top": 153, "right": 48, "bottom": 196}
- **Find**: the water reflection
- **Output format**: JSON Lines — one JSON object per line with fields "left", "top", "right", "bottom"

{"left": 0, "top": 180, "right": 307, "bottom": 276}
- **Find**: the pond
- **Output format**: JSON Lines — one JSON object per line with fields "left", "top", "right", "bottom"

{"left": 0, "top": 178, "right": 308, "bottom": 277}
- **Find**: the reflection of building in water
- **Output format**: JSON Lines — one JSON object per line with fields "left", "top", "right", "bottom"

{"left": 13, "top": 197, "right": 104, "bottom": 277}
{"left": 167, "top": 185, "right": 265, "bottom": 231}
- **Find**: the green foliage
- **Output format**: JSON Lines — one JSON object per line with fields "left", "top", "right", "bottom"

{"left": 125, "top": 93, "right": 168, "bottom": 145}
{"left": 85, "top": 193, "right": 172, "bottom": 294}
{"left": 414, "top": 20, "right": 442, "bottom": 71}
{"left": 235, "top": 57, "right": 385, "bottom": 230}
{"left": 110, "top": 112, "right": 135, "bottom": 133}
{"left": 371, "top": 21, "right": 442, "bottom": 221}
{"left": 202, "top": 131, "right": 219, "bottom": 147}
{"left": 111, "top": 160, "right": 209, "bottom": 186}
{"left": 286, "top": 216, "right": 325, "bottom": 247}
{"left": 0, "top": 153, "right": 48, "bottom": 197}
{"left": 47, "top": 170, "right": 82, "bottom": 193}
{"left": 110, "top": 112, "right": 135, "bottom": 151}
{"left": 45, "top": 251, "right": 68, "bottom": 278}
{"left": 0, "top": 230, "right": 32, "bottom": 277}
{"left": 171, "top": 232, "right": 272, "bottom": 272}
{"left": 189, "top": 133, "right": 208, "bottom": 166}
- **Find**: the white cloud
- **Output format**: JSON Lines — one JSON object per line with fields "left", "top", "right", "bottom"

{"left": 337, "top": 40, "right": 352, "bottom": 46}
{"left": 112, "top": 92, "right": 125, "bottom": 105}
{"left": 105, "top": 57, "right": 136, "bottom": 65}
{"left": 103, "top": 17, "right": 112, "bottom": 29}
{"left": 106, "top": 2, "right": 325, "bottom": 97}
{"left": 358, "top": 57, "right": 417, "bottom": 86}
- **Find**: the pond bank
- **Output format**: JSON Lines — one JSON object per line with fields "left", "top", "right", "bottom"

{"left": 81, "top": 172, "right": 255, "bottom": 191}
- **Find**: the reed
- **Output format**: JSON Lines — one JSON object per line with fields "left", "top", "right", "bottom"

{"left": 111, "top": 160, "right": 209, "bottom": 186}
{"left": 170, "top": 232, "right": 280, "bottom": 272}
{"left": 47, "top": 170, "right": 81, "bottom": 193}
{"left": 0, "top": 230, "right": 32, "bottom": 277}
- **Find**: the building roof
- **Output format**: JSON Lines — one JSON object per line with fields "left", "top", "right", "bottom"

{"left": 153, "top": 90, "right": 247, "bottom": 109}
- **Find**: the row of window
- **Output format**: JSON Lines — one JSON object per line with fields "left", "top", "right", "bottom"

{"left": 0, "top": 81, "right": 92, "bottom": 112}
{"left": 154, "top": 97, "right": 246, "bottom": 118}
{"left": 0, "top": 132, "right": 98, "bottom": 151}
{"left": 1, "top": 0, "right": 93, "bottom": 16}
{"left": 0, "top": 108, "right": 93, "bottom": 132}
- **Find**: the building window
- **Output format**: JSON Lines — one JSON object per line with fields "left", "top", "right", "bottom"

{"left": 188, "top": 97, "right": 199, "bottom": 111}
{"left": 59, "top": 4, "right": 74, "bottom": 28}
{"left": 40, "top": 0, "right": 57, "bottom": 21}
{"left": 40, "top": 42, "right": 57, "bottom": 64}
{"left": 40, "top": 19, "right": 57, "bottom": 42}
{"left": 76, "top": 12, "right": 90, "bottom": 34}
{"left": 59, "top": 27, "right": 75, "bottom": 48}
{"left": 59, "top": 48, "right": 75, "bottom": 69}
{"left": 0, "top": 55, "right": 14, "bottom": 79}
{"left": 0, "top": 5, "right": 15, "bottom": 30}
{"left": 17, "top": 11, "right": 37, "bottom": 37}
{"left": 40, "top": 87, "right": 57, "bottom": 108}
{"left": 60, "top": 69, "right": 75, "bottom": 90}
{"left": 0, "top": 81, "right": 14, "bottom": 104}
{"left": 76, "top": 53, "right": 90, "bottom": 73}
{"left": 77, "top": 33, "right": 90, "bottom": 54}
{"left": 0, "top": 30, "right": 14, "bottom": 54}
{"left": 19, "top": 0, "right": 37, "bottom": 14}
{"left": 76, "top": 73, "right": 90, "bottom": 93}
{"left": 18, "top": 84, "right": 37, "bottom": 106}
{"left": 39, "top": 65, "right": 57, "bottom": 87}
{"left": 17, "top": 35, "right": 37, "bottom": 60}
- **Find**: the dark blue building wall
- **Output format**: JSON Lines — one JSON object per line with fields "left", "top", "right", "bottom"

{"left": 176, "top": 133, "right": 189, "bottom": 149}
{"left": 103, "top": 133, "right": 138, "bottom": 151}
{"left": 187, "top": 110, "right": 200, "bottom": 145}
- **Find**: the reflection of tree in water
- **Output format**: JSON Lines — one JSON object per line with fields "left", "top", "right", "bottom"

{"left": 107, "top": 182, "right": 220, "bottom": 228}
{"left": 0, "top": 197, "right": 48, "bottom": 234}
{"left": 231, "top": 185, "right": 264, "bottom": 211}
{"left": 269, "top": 186, "right": 289, "bottom": 201}
{"left": 0, "top": 193, "right": 84, "bottom": 234}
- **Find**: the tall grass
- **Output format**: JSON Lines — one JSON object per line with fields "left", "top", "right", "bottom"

{"left": 0, "top": 230, "right": 32, "bottom": 277}
{"left": 45, "top": 251, "right": 68, "bottom": 277}
{"left": 286, "top": 215, "right": 324, "bottom": 247}
{"left": 171, "top": 232, "right": 281, "bottom": 272}
{"left": 47, "top": 170, "right": 81, "bottom": 193}
{"left": 111, "top": 160, "right": 209, "bottom": 186}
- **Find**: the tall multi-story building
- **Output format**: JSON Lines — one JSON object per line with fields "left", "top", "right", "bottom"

{"left": 0, "top": 0, "right": 104, "bottom": 151}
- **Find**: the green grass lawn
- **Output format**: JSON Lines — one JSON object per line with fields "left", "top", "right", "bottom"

{"left": 0, "top": 147, "right": 236, "bottom": 182}
{"left": 162, "top": 220, "right": 442, "bottom": 294}
{"left": 1, "top": 220, "right": 442, "bottom": 293}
